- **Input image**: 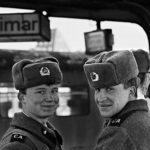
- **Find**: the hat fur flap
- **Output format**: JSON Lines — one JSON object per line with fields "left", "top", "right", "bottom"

{"left": 133, "top": 49, "right": 150, "bottom": 73}
{"left": 12, "top": 59, "right": 33, "bottom": 90}
{"left": 84, "top": 50, "right": 139, "bottom": 88}
{"left": 12, "top": 57, "right": 63, "bottom": 90}
{"left": 84, "top": 63, "right": 119, "bottom": 89}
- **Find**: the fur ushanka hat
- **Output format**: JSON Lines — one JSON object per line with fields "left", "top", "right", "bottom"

{"left": 12, "top": 57, "right": 63, "bottom": 90}
{"left": 132, "top": 49, "right": 150, "bottom": 73}
{"left": 84, "top": 50, "right": 139, "bottom": 89}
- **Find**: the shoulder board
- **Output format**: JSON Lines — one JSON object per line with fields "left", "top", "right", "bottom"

{"left": 104, "top": 110, "right": 138, "bottom": 127}
{"left": 10, "top": 133, "right": 37, "bottom": 150}
{"left": 104, "top": 119, "right": 121, "bottom": 127}
{"left": 10, "top": 133, "right": 26, "bottom": 143}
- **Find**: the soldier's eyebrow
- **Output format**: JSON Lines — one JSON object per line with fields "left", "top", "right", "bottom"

{"left": 52, "top": 87, "right": 58, "bottom": 91}
{"left": 34, "top": 87, "right": 46, "bottom": 91}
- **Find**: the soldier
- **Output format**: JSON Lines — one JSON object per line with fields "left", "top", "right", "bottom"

{"left": 132, "top": 49, "right": 150, "bottom": 99}
{"left": 84, "top": 50, "right": 150, "bottom": 150}
{"left": 0, "top": 57, "right": 63, "bottom": 150}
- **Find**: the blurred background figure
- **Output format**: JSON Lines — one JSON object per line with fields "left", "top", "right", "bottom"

{"left": 132, "top": 49, "right": 150, "bottom": 106}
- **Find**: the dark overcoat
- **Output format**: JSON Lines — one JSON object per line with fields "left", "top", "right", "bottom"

{"left": 0, "top": 112, "right": 63, "bottom": 150}
{"left": 95, "top": 100, "right": 150, "bottom": 150}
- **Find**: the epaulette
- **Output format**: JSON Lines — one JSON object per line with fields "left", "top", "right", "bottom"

{"left": 10, "top": 133, "right": 37, "bottom": 150}
{"left": 104, "top": 118, "right": 121, "bottom": 127}
{"left": 10, "top": 133, "right": 26, "bottom": 143}
{"left": 104, "top": 110, "right": 138, "bottom": 127}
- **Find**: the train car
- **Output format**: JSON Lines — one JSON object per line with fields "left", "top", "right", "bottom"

{"left": 0, "top": 49, "right": 103, "bottom": 150}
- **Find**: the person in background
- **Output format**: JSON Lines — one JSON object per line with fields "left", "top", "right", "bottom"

{"left": 132, "top": 49, "right": 150, "bottom": 99}
{"left": 0, "top": 57, "right": 63, "bottom": 150}
{"left": 84, "top": 50, "right": 150, "bottom": 150}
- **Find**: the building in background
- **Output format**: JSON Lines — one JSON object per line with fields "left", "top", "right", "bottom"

{"left": 34, "top": 29, "right": 70, "bottom": 52}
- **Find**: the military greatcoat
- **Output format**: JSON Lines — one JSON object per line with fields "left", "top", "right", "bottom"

{"left": 0, "top": 112, "right": 63, "bottom": 150}
{"left": 95, "top": 100, "right": 150, "bottom": 150}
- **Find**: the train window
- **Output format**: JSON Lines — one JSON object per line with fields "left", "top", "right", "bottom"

{"left": 50, "top": 18, "right": 148, "bottom": 52}
{"left": 0, "top": 14, "right": 148, "bottom": 52}
{"left": 101, "top": 21, "right": 148, "bottom": 50}
{"left": 56, "top": 86, "right": 89, "bottom": 116}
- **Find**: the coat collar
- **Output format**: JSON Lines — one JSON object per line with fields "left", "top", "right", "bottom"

{"left": 10, "top": 112, "right": 57, "bottom": 148}
{"left": 104, "top": 99, "right": 149, "bottom": 127}
{"left": 112, "top": 99, "right": 148, "bottom": 119}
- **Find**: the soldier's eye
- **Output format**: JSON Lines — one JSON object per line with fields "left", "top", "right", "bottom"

{"left": 37, "top": 90, "right": 46, "bottom": 95}
{"left": 95, "top": 88, "right": 101, "bottom": 92}
{"left": 106, "top": 87, "right": 113, "bottom": 92}
{"left": 51, "top": 88, "right": 58, "bottom": 94}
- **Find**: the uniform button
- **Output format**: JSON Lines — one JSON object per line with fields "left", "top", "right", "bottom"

{"left": 43, "top": 130, "right": 47, "bottom": 134}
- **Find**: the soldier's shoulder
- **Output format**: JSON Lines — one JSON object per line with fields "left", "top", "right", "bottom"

{"left": 0, "top": 133, "right": 36, "bottom": 150}
{"left": 0, "top": 142, "right": 32, "bottom": 150}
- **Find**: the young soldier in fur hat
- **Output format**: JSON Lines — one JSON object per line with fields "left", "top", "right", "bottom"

{"left": 84, "top": 50, "right": 150, "bottom": 150}
{"left": 0, "top": 57, "right": 63, "bottom": 150}
{"left": 132, "top": 49, "right": 150, "bottom": 99}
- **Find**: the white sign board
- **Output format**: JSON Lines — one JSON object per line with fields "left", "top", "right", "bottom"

{"left": 84, "top": 30, "right": 106, "bottom": 54}
{"left": 0, "top": 13, "right": 50, "bottom": 42}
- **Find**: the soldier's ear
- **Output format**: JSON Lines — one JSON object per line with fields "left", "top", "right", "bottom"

{"left": 18, "top": 92, "right": 25, "bottom": 104}
{"left": 128, "top": 85, "right": 137, "bottom": 100}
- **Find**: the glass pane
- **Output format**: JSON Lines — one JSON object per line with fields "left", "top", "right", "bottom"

{"left": 56, "top": 86, "right": 89, "bottom": 116}
{"left": 0, "top": 9, "right": 148, "bottom": 52}
{"left": 101, "top": 21, "right": 148, "bottom": 51}
{"left": 0, "top": 87, "right": 22, "bottom": 118}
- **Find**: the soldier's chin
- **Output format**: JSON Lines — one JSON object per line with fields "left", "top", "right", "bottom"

{"left": 39, "top": 113, "right": 55, "bottom": 119}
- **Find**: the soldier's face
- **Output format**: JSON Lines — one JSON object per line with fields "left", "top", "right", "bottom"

{"left": 22, "top": 84, "right": 60, "bottom": 119}
{"left": 94, "top": 84, "right": 130, "bottom": 118}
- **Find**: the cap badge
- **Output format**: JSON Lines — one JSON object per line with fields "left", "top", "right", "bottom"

{"left": 40, "top": 67, "right": 50, "bottom": 76}
{"left": 90, "top": 72, "right": 99, "bottom": 82}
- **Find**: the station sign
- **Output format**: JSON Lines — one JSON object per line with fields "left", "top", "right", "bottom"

{"left": 0, "top": 12, "right": 50, "bottom": 42}
{"left": 84, "top": 29, "right": 114, "bottom": 54}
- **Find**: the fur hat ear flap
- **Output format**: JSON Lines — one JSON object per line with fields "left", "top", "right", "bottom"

{"left": 132, "top": 49, "right": 150, "bottom": 73}
{"left": 12, "top": 59, "right": 33, "bottom": 90}
{"left": 36, "top": 57, "right": 59, "bottom": 64}
{"left": 84, "top": 50, "right": 139, "bottom": 89}
{"left": 85, "top": 51, "right": 106, "bottom": 64}
{"left": 12, "top": 57, "right": 63, "bottom": 90}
